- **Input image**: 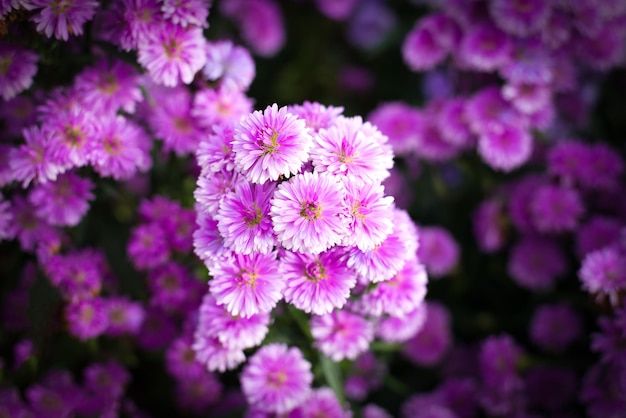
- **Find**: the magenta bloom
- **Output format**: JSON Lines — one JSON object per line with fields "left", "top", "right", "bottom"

{"left": 197, "top": 293, "right": 270, "bottom": 350}
{"left": 368, "top": 102, "right": 424, "bottom": 155}
{"left": 196, "top": 125, "right": 236, "bottom": 173}
{"left": 342, "top": 181, "right": 394, "bottom": 251}
{"left": 546, "top": 140, "right": 591, "bottom": 183}
{"left": 204, "top": 40, "right": 255, "bottom": 91}
{"left": 489, "top": 0, "right": 552, "bottom": 37}
{"left": 193, "top": 213, "right": 230, "bottom": 269}
{"left": 312, "top": 116, "right": 394, "bottom": 183}
{"left": 104, "top": 297, "right": 145, "bottom": 336}
{"left": 195, "top": 168, "right": 244, "bottom": 216}
{"left": 44, "top": 107, "right": 98, "bottom": 168}
{"left": 290, "top": 387, "right": 350, "bottom": 417}
{"left": 376, "top": 304, "right": 427, "bottom": 343}
{"left": 209, "top": 252, "right": 284, "bottom": 318}
{"left": 148, "top": 262, "right": 199, "bottom": 313}
{"left": 403, "top": 302, "right": 452, "bottom": 367}
{"left": 192, "top": 333, "right": 246, "bottom": 372}
{"left": 465, "top": 87, "right": 525, "bottom": 136}
{"left": 10, "top": 125, "right": 64, "bottom": 187}
{"left": 417, "top": 226, "right": 459, "bottom": 278}
{"left": 436, "top": 98, "right": 473, "bottom": 148}
{"left": 530, "top": 303, "right": 582, "bottom": 353}
{"left": 576, "top": 216, "right": 623, "bottom": 257}
{"left": 45, "top": 250, "right": 103, "bottom": 302}
{"left": 137, "top": 22, "right": 207, "bottom": 87}
{"left": 529, "top": 184, "right": 584, "bottom": 233}
{"left": 216, "top": 181, "right": 276, "bottom": 255}
{"left": 240, "top": 343, "right": 313, "bottom": 414}
{"left": 165, "top": 337, "right": 206, "bottom": 379}
{"left": 579, "top": 143, "right": 625, "bottom": 190}
{"left": 28, "top": 172, "right": 94, "bottom": 227}
{"left": 0, "top": 42, "right": 38, "bottom": 101}
{"left": 478, "top": 122, "right": 533, "bottom": 172}
{"left": 458, "top": 22, "right": 513, "bottom": 72}
{"left": 315, "top": 0, "right": 357, "bottom": 20}
{"left": 233, "top": 104, "right": 313, "bottom": 184}
{"left": 288, "top": 101, "right": 344, "bottom": 133}
{"left": 281, "top": 247, "right": 357, "bottom": 315}
{"left": 479, "top": 334, "right": 523, "bottom": 388}
{"left": 223, "top": 0, "right": 286, "bottom": 57}
{"left": 65, "top": 298, "right": 109, "bottom": 341}
{"left": 127, "top": 223, "right": 171, "bottom": 270}
{"left": 473, "top": 198, "right": 506, "bottom": 253}
{"left": 358, "top": 256, "right": 428, "bottom": 317}
{"left": 74, "top": 58, "right": 143, "bottom": 114}
{"left": 25, "top": 0, "right": 98, "bottom": 40}
{"left": 402, "top": 14, "right": 459, "bottom": 71}
{"left": 192, "top": 84, "right": 253, "bottom": 129}
{"left": 270, "top": 171, "right": 347, "bottom": 254}
{"left": 507, "top": 236, "right": 567, "bottom": 291}
{"left": 161, "top": 0, "right": 210, "bottom": 27}
{"left": 579, "top": 246, "right": 626, "bottom": 305}
{"left": 98, "top": 0, "right": 162, "bottom": 51}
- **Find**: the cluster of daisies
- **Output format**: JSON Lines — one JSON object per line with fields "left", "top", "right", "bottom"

{"left": 190, "top": 100, "right": 430, "bottom": 414}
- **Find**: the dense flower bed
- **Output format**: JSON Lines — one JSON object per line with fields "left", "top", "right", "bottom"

{"left": 0, "top": 0, "right": 625, "bottom": 417}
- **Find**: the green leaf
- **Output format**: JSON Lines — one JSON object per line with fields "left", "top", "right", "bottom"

{"left": 319, "top": 355, "right": 346, "bottom": 406}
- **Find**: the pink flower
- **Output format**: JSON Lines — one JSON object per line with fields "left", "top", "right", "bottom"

{"left": 489, "top": 0, "right": 552, "bottom": 37}
{"left": 368, "top": 102, "right": 424, "bottom": 155}
{"left": 10, "top": 125, "right": 65, "bottom": 187}
{"left": 137, "top": 22, "right": 207, "bottom": 87}
{"left": 161, "top": 0, "right": 211, "bottom": 28}
{"left": 0, "top": 42, "right": 38, "bottom": 101}
{"left": 203, "top": 40, "right": 255, "bottom": 91}
{"left": 508, "top": 236, "right": 567, "bottom": 291}
{"left": 402, "top": 14, "right": 459, "bottom": 71}
{"left": 25, "top": 0, "right": 98, "bottom": 41}
{"left": 233, "top": 104, "right": 313, "bottom": 184}
{"left": 529, "top": 184, "right": 584, "bottom": 233}
{"left": 240, "top": 343, "right": 312, "bottom": 414}
{"left": 417, "top": 226, "right": 459, "bottom": 278}
{"left": 65, "top": 298, "right": 109, "bottom": 341}
{"left": 458, "top": 22, "right": 513, "bottom": 72}
{"left": 477, "top": 122, "right": 533, "bottom": 172}
{"left": 270, "top": 171, "right": 347, "bottom": 254}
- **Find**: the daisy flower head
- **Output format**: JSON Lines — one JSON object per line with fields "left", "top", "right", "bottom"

{"left": 473, "top": 198, "right": 507, "bottom": 253}
{"left": 24, "top": 0, "right": 99, "bottom": 41}
{"left": 74, "top": 58, "right": 144, "bottom": 115}
{"left": 489, "top": 0, "right": 552, "bottom": 37}
{"left": 376, "top": 304, "right": 428, "bottom": 343}
{"left": 576, "top": 216, "right": 623, "bottom": 257}
{"left": 195, "top": 168, "right": 244, "bottom": 216}
{"left": 216, "top": 181, "right": 277, "bottom": 255}
{"left": 65, "top": 297, "right": 109, "bottom": 341}
{"left": 436, "top": 98, "right": 473, "bottom": 148}
{"left": 465, "top": 86, "right": 525, "bottom": 136}
{"left": 45, "top": 249, "right": 103, "bottom": 302}
{"left": 529, "top": 184, "right": 584, "bottom": 233}
{"left": 281, "top": 247, "right": 357, "bottom": 315}
{"left": 311, "top": 310, "right": 374, "bottom": 362}
{"left": 223, "top": 0, "right": 286, "bottom": 57}
{"left": 104, "top": 296, "right": 145, "bottom": 336}
{"left": 196, "top": 125, "right": 236, "bottom": 173}
{"left": 530, "top": 303, "right": 582, "bottom": 353}
{"left": 209, "top": 252, "right": 284, "bottom": 318}
{"left": 579, "top": 246, "right": 626, "bottom": 305}
{"left": 500, "top": 38, "right": 554, "bottom": 85}
{"left": 192, "top": 332, "right": 246, "bottom": 372}
{"left": 241, "top": 343, "right": 312, "bottom": 414}
{"left": 233, "top": 103, "right": 313, "bottom": 185}
{"left": 368, "top": 101, "right": 424, "bottom": 155}
{"left": 137, "top": 21, "right": 207, "bottom": 87}
{"left": 546, "top": 140, "right": 590, "bottom": 182}
{"left": 44, "top": 107, "right": 98, "bottom": 168}
{"left": 28, "top": 171, "right": 94, "bottom": 227}
{"left": 288, "top": 101, "right": 344, "bottom": 133}
{"left": 579, "top": 143, "right": 625, "bottom": 190}
{"left": 197, "top": 293, "right": 270, "bottom": 350}
{"left": 161, "top": 0, "right": 211, "bottom": 28}
{"left": 0, "top": 42, "right": 38, "bottom": 101}
{"left": 402, "top": 13, "right": 460, "bottom": 72}
{"left": 417, "top": 226, "right": 459, "bottom": 278}
{"left": 127, "top": 222, "right": 171, "bottom": 270}
{"left": 312, "top": 115, "right": 394, "bottom": 183}
{"left": 458, "top": 21, "right": 513, "bottom": 72}
{"left": 477, "top": 122, "right": 533, "bottom": 172}
{"left": 270, "top": 171, "right": 347, "bottom": 254}
{"left": 192, "top": 84, "right": 254, "bottom": 129}
{"left": 402, "top": 302, "right": 452, "bottom": 367}
{"left": 10, "top": 125, "right": 65, "bottom": 188}
{"left": 193, "top": 213, "right": 230, "bottom": 269}
{"left": 341, "top": 180, "right": 394, "bottom": 251}
{"left": 97, "top": 0, "right": 162, "bottom": 51}
{"left": 507, "top": 236, "right": 567, "bottom": 291}
{"left": 502, "top": 81, "right": 552, "bottom": 115}
{"left": 291, "top": 387, "right": 351, "bottom": 417}
{"left": 203, "top": 40, "right": 255, "bottom": 91}
{"left": 90, "top": 115, "right": 152, "bottom": 180}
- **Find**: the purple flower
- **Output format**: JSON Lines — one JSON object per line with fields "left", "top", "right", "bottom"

{"left": 363, "top": 404, "right": 393, "bottom": 418}
{"left": 580, "top": 362, "right": 626, "bottom": 418}
{"left": 44, "top": 250, "right": 103, "bottom": 302}
{"left": 98, "top": 0, "right": 162, "bottom": 51}
{"left": 5, "top": 195, "right": 57, "bottom": 252}
{"left": 376, "top": 304, "right": 427, "bottom": 343}
{"left": 473, "top": 198, "right": 506, "bottom": 253}
{"left": 192, "top": 84, "right": 253, "bottom": 128}
{"left": 175, "top": 373, "right": 223, "bottom": 414}
{"left": 529, "top": 303, "right": 582, "bottom": 353}
{"left": 346, "top": 0, "right": 397, "bottom": 51}
{"left": 10, "top": 125, "right": 65, "bottom": 187}
{"left": 489, "top": 0, "right": 552, "bottom": 37}
{"left": 0, "top": 194, "right": 11, "bottom": 241}
{"left": 148, "top": 262, "right": 201, "bottom": 313}
{"left": 507, "top": 236, "right": 567, "bottom": 291}
{"left": 403, "top": 302, "right": 452, "bottom": 367}
{"left": 579, "top": 246, "right": 626, "bottom": 305}
{"left": 216, "top": 181, "right": 276, "bottom": 255}
{"left": 65, "top": 297, "right": 109, "bottom": 341}
{"left": 240, "top": 343, "right": 312, "bottom": 414}
{"left": 368, "top": 102, "right": 424, "bottom": 155}
{"left": 458, "top": 22, "right": 513, "bottom": 72}
{"left": 44, "top": 107, "right": 98, "bottom": 168}
{"left": 281, "top": 247, "right": 357, "bottom": 315}
{"left": 358, "top": 256, "right": 428, "bottom": 317}
{"left": 477, "top": 122, "right": 533, "bottom": 172}
{"left": 233, "top": 104, "right": 313, "bottom": 184}
{"left": 289, "top": 387, "right": 350, "bottom": 417}
{"left": 127, "top": 222, "right": 171, "bottom": 270}
{"left": 209, "top": 252, "right": 284, "bottom": 318}
{"left": 137, "top": 22, "right": 207, "bottom": 87}
{"left": 576, "top": 216, "right": 623, "bottom": 257}
{"left": 436, "top": 98, "right": 473, "bottom": 148}
{"left": 529, "top": 184, "right": 584, "bottom": 233}
{"left": 193, "top": 213, "right": 230, "bottom": 269}
{"left": 344, "top": 352, "right": 385, "bottom": 401}
{"left": 197, "top": 293, "right": 270, "bottom": 350}
{"left": 546, "top": 140, "right": 590, "bottom": 182}
{"left": 575, "top": 24, "right": 626, "bottom": 71}
{"left": 165, "top": 337, "right": 206, "bottom": 379}
{"left": 479, "top": 334, "right": 523, "bottom": 390}
{"left": 223, "top": 0, "right": 286, "bottom": 57}
{"left": 161, "top": 0, "right": 210, "bottom": 28}
{"left": 312, "top": 115, "right": 394, "bottom": 183}
{"left": 0, "top": 42, "right": 38, "bottom": 101}
{"left": 579, "top": 143, "right": 625, "bottom": 191}
{"left": 193, "top": 331, "right": 246, "bottom": 372}
{"left": 465, "top": 87, "right": 525, "bottom": 136}
{"left": 137, "top": 307, "right": 178, "bottom": 350}
{"left": 203, "top": 40, "right": 255, "bottom": 91}
{"left": 25, "top": 0, "right": 98, "bottom": 41}
{"left": 84, "top": 360, "right": 130, "bottom": 400}
{"left": 196, "top": 125, "right": 236, "bottom": 173}
{"left": 417, "top": 226, "right": 459, "bottom": 278}
{"left": 288, "top": 101, "right": 344, "bottom": 133}
{"left": 270, "top": 171, "right": 347, "bottom": 254}
{"left": 195, "top": 168, "right": 245, "bottom": 216}
{"left": 28, "top": 172, "right": 94, "bottom": 227}
{"left": 104, "top": 296, "right": 145, "bottom": 336}
{"left": 315, "top": 0, "right": 357, "bottom": 20}
{"left": 402, "top": 14, "right": 459, "bottom": 71}
{"left": 74, "top": 58, "right": 144, "bottom": 114}
{"left": 502, "top": 81, "right": 552, "bottom": 115}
